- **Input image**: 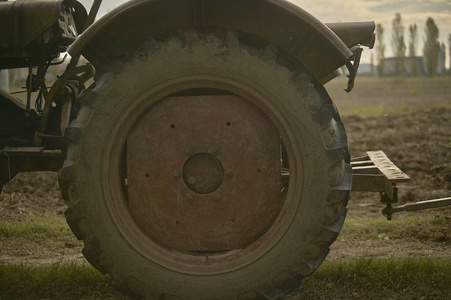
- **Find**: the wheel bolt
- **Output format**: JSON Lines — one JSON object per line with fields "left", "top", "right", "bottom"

{"left": 184, "top": 147, "right": 193, "bottom": 156}
{"left": 210, "top": 145, "right": 220, "bottom": 155}
{"left": 213, "top": 192, "right": 221, "bottom": 202}
{"left": 188, "top": 176, "right": 196, "bottom": 184}
{"left": 225, "top": 169, "right": 234, "bottom": 178}
{"left": 186, "top": 192, "right": 195, "bottom": 202}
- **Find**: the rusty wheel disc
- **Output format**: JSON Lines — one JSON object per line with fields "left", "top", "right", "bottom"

{"left": 126, "top": 94, "right": 283, "bottom": 252}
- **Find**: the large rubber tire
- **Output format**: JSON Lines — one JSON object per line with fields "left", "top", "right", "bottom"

{"left": 59, "top": 30, "right": 351, "bottom": 299}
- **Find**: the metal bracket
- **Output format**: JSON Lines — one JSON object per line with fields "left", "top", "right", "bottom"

{"left": 39, "top": 64, "right": 94, "bottom": 138}
{"left": 352, "top": 150, "right": 451, "bottom": 220}
{"left": 351, "top": 150, "right": 409, "bottom": 198}
{"left": 351, "top": 150, "right": 410, "bottom": 219}
{"left": 345, "top": 46, "right": 363, "bottom": 93}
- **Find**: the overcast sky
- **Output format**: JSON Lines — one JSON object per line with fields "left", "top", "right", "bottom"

{"left": 79, "top": 0, "right": 451, "bottom": 65}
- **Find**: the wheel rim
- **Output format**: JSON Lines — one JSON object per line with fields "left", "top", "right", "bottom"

{"left": 126, "top": 94, "right": 283, "bottom": 252}
{"left": 103, "top": 75, "right": 302, "bottom": 274}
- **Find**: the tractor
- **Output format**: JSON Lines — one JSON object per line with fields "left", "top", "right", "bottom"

{"left": 2, "top": 0, "right": 449, "bottom": 299}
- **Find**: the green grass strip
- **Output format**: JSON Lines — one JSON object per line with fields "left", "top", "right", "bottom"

{"left": 0, "top": 216, "right": 73, "bottom": 238}
{"left": 341, "top": 214, "right": 450, "bottom": 242}
{"left": 0, "top": 262, "right": 129, "bottom": 299}
{"left": 1, "top": 258, "right": 450, "bottom": 299}
{"left": 289, "top": 257, "right": 451, "bottom": 299}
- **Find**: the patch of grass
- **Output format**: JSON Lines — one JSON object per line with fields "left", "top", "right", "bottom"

{"left": 338, "top": 103, "right": 451, "bottom": 118}
{"left": 0, "top": 216, "right": 82, "bottom": 258}
{"left": 342, "top": 214, "right": 450, "bottom": 242}
{"left": 288, "top": 257, "right": 451, "bottom": 300}
{"left": 0, "top": 262, "right": 130, "bottom": 299}
{"left": 2, "top": 258, "right": 449, "bottom": 300}
{"left": 0, "top": 216, "right": 73, "bottom": 238}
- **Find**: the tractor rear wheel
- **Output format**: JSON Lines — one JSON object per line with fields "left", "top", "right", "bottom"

{"left": 59, "top": 30, "right": 351, "bottom": 299}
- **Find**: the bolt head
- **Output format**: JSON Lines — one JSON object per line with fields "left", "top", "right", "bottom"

{"left": 186, "top": 192, "right": 195, "bottom": 202}
{"left": 210, "top": 145, "right": 220, "bottom": 155}
{"left": 184, "top": 147, "right": 193, "bottom": 156}
{"left": 188, "top": 176, "right": 197, "bottom": 185}
{"left": 172, "top": 170, "right": 180, "bottom": 178}
{"left": 213, "top": 192, "right": 221, "bottom": 202}
{"left": 225, "top": 169, "right": 234, "bottom": 178}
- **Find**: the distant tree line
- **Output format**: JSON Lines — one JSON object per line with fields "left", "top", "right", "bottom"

{"left": 449, "top": 34, "right": 451, "bottom": 75}
{"left": 375, "top": 13, "right": 447, "bottom": 77}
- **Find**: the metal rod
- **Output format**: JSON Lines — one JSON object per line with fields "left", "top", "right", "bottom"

{"left": 83, "top": 0, "right": 103, "bottom": 31}
{"left": 26, "top": 65, "right": 33, "bottom": 112}
{"left": 0, "top": 149, "right": 62, "bottom": 157}
{"left": 66, "top": 0, "right": 103, "bottom": 73}
{"left": 383, "top": 197, "right": 451, "bottom": 216}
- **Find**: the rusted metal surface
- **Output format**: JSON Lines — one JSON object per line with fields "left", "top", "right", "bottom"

{"left": 126, "top": 95, "right": 283, "bottom": 252}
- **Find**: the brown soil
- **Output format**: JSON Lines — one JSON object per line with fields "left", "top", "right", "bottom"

{"left": 329, "top": 77, "right": 451, "bottom": 219}
{"left": 0, "top": 172, "right": 85, "bottom": 265}
{"left": 0, "top": 172, "right": 63, "bottom": 222}
{"left": 344, "top": 107, "right": 451, "bottom": 217}
{"left": 326, "top": 77, "right": 451, "bottom": 262}
{"left": 1, "top": 77, "right": 450, "bottom": 265}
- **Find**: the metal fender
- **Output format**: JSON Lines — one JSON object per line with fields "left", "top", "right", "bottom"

{"left": 69, "top": 0, "right": 357, "bottom": 82}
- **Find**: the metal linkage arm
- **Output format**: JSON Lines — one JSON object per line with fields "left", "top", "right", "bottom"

{"left": 382, "top": 198, "right": 451, "bottom": 217}
{"left": 351, "top": 150, "right": 410, "bottom": 220}
{"left": 0, "top": 147, "right": 64, "bottom": 189}
{"left": 351, "top": 150, "right": 451, "bottom": 220}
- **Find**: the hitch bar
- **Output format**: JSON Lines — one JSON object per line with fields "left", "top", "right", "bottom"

{"left": 351, "top": 150, "right": 450, "bottom": 220}
{"left": 382, "top": 198, "right": 451, "bottom": 218}
{"left": 0, "top": 147, "right": 64, "bottom": 190}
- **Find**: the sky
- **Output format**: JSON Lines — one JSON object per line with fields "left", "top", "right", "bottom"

{"left": 79, "top": 0, "right": 451, "bottom": 67}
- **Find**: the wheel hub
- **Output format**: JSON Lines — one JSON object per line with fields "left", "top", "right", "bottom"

{"left": 183, "top": 153, "right": 224, "bottom": 194}
{"left": 126, "top": 94, "right": 283, "bottom": 252}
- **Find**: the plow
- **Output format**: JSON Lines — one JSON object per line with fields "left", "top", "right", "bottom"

{"left": 0, "top": 0, "right": 449, "bottom": 299}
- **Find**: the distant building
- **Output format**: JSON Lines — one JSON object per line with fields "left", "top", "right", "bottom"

{"left": 405, "top": 57, "right": 426, "bottom": 76}
{"left": 356, "top": 63, "right": 374, "bottom": 75}
{"left": 382, "top": 57, "right": 425, "bottom": 76}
